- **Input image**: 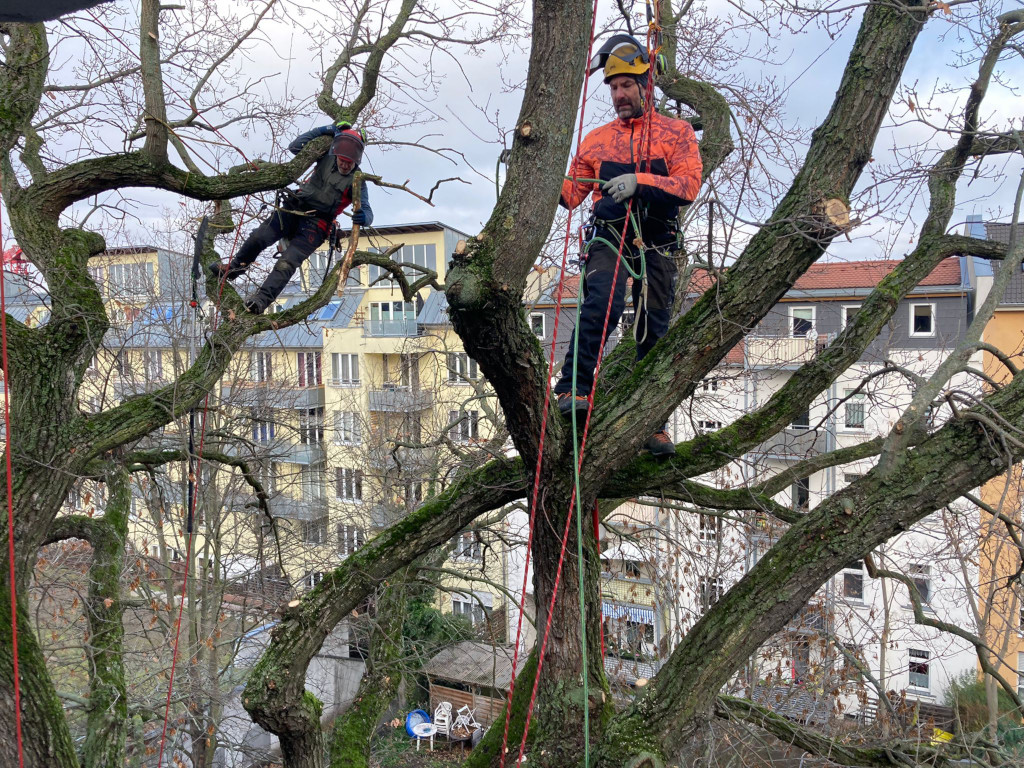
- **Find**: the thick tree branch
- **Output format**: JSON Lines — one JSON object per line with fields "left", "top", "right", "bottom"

{"left": 715, "top": 696, "right": 953, "bottom": 768}
{"left": 243, "top": 456, "right": 525, "bottom": 761}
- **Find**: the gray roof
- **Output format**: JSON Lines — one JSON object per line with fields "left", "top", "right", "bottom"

{"left": 417, "top": 290, "right": 449, "bottom": 326}
{"left": 984, "top": 222, "right": 1024, "bottom": 305}
{"left": 337, "top": 221, "right": 474, "bottom": 239}
{"left": 249, "top": 291, "right": 365, "bottom": 348}
{"left": 423, "top": 641, "right": 525, "bottom": 691}
{"left": 984, "top": 221, "right": 1020, "bottom": 247}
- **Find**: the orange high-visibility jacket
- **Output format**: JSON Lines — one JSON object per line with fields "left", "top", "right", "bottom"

{"left": 560, "top": 112, "right": 702, "bottom": 247}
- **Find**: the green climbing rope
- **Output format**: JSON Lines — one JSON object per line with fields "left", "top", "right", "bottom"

{"left": 568, "top": 216, "right": 647, "bottom": 768}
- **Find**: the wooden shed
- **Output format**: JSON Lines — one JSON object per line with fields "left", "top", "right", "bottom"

{"left": 423, "top": 641, "right": 526, "bottom": 726}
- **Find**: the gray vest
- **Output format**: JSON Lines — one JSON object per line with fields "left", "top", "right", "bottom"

{"left": 293, "top": 153, "right": 354, "bottom": 217}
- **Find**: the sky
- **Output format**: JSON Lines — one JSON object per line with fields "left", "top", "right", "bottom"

{"left": 1, "top": 0, "right": 1022, "bottom": 267}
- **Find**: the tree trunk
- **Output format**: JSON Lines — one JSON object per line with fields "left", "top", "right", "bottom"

{"left": 328, "top": 574, "right": 408, "bottom": 768}
{"left": 81, "top": 468, "right": 131, "bottom": 768}
{"left": 526, "top": 487, "right": 610, "bottom": 768}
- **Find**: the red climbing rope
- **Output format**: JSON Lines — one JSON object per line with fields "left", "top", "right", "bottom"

{"left": 498, "top": 2, "right": 602, "bottom": 764}
{"left": 155, "top": 204, "right": 251, "bottom": 766}
{"left": 508, "top": 9, "right": 664, "bottom": 763}
{"left": 0, "top": 180, "right": 27, "bottom": 768}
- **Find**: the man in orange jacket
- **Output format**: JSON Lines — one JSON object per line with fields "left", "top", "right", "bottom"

{"left": 555, "top": 34, "right": 703, "bottom": 456}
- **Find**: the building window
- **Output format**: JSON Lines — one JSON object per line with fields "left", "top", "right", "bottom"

{"left": 368, "top": 243, "right": 437, "bottom": 288}
{"left": 331, "top": 353, "right": 360, "bottom": 386}
{"left": 909, "top": 303, "right": 935, "bottom": 337}
{"left": 700, "top": 577, "right": 724, "bottom": 613}
{"left": 447, "top": 352, "right": 479, "bottom": 384}
{"left": 843, "top": 389, "right": 865, "bottom": 429}
{"left": 305, "top": 571, "right": 326, "bottom": 589}
{"left": 842, "top": 304, "right": 861, "bottom": 328}
{"left": 530, "top": 313, "right": 545, "bottom": 339}
{"left": 791, "top": 409, "right": 810, "bottom": 430}
{"left": 333, "top": 411, "right": 361, "bottom": 445}
{"left": 909, "top": 563, "right": 931, "bottom": 605}
{"left": 1018, "top": 652, "right": 1024, "bottom": 699}
{"left": 297, "top": 352, "right": 322, "bottom": 387}
{"left": 251, "top": 351, "right": 273, "bottom": 382}
{"left": 301, "top": 463, "right": 325, "bottom": 502}
{"left": 251, "top": 409, "right": 275, "bottom": 443}
{"left": 368, "top": 300, "right": 416, "bottom": 335}
{"left": 143, "top": 350, "right": 163, "bottom": 381}
{"left": 448, "top": 410, "right": 480, "bottom": 442}
{"left": 790, "top": 306, "right": 814, "bottom": 338}
{"left": 302, "top": 516, "right": 329, "bottom": 545}
{"left": 299, "top": 407, "right": 325, "bottom": 446}
{"left": 908, "top": 649, "right": 930, "bottom": 690}
{"left": 701, "top": 378, "right": 720, "bottom": 392}
{"left": 451, "top": 593, "right": 490, "bottom": 625}
{"left": 698, "top": 514, "right": 720, "bottom": 542}
{"left": 842, "top": 561, "right": 864, "bottom": 600}
{"left": 402, "top": 481, "right": 424, "bottom": 507}
{"left": 843, "top": 472, "right": 862, "bottom": 484}
{"left": 792, "top": 477, "right": 811, "bottom": 510}
{"left": 452, "top": 531, "right": 483, "bottom": 562}
{"left": 337, "top": 523, "right": 366, "bottom": 556}
{"left": 335, "top": 468, "right": 363, "bottom": 501}
{"left": 107, "top": 262, "right": 152, "bottom": 298}
{"left": 696, "top": 420, "right": 722, "bottom": 434}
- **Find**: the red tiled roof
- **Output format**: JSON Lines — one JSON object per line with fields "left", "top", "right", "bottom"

{"left": 791, "top": 257, "right": 961, "bottom": 290}
{"left": 539, "top": 257, "right": 961, "bottom": 305}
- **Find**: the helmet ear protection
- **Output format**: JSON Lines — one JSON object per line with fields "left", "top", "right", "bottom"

{"left": 334, "top": 120, "right": 368, "bottom": 144}
{"left": 588, "top": 34, "right": 666, "bottom": 82}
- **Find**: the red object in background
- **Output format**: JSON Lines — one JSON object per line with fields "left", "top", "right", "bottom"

{"left": 2, "top": 247, "right": 29, "bottom": 276}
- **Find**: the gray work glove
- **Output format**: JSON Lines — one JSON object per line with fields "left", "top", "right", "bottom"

{"left": 602, "top": 173, "right": 638, "bottom": 203}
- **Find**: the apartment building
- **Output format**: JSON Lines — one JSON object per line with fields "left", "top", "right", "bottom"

{"left": 972, "top": 218, "right": 1024, "bottom": 701}
{"left": 532, "top": 255, "right": 985, "bottom": 720}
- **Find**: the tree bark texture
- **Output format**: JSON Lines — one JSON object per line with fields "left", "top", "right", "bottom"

{"left": 328, "top": 574, "right": 408, "bottom": 768}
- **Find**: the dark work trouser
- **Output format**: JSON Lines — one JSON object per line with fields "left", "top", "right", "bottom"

{"left": 231, "top": 203, "right": 330, "bottom": 309}
{"left": 554, "top": 237, "right": 677, "bottom": 397}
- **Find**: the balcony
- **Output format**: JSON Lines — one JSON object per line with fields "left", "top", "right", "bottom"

{"left": 757, "top": 428, "right": 827, "bottom": 461}
{"left": 363, "top": 319, "right": 421, "bottom": 337}
{"left": 366, "top": 444, "right": 434, "bottom": 471}
{"left": 222, "top": 382, "right": 324, "bottom": 409}
{"left": 271, "top": 495, "right": 328, "bottom": 522}
{"left": 282, "top": 442, "right": 326, "bottom": 465}
{"left": 745, "top": 335, "right": 829, "bottom": 369}
{"left": 367, "top": 387, "right": 433, "bottom": 412}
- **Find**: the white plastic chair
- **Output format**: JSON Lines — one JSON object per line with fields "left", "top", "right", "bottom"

{"left": 455, "top": 704, "right": 482, "bottom": 731}
{"left": 434, "top": 701, "right": 452, "bottom": 737}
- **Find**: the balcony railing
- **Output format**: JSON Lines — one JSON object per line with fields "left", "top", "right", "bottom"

{"left": 363, "top": 318, "right": 421, "bottom": 337}
{"left": 367, "top": 387, "right": 433, "bottom": 412}
{"left": 221, "top": 382, "right": 324, "bottom": 408}
{"left": 270, "top": 495, "right": 328, "bottom": 522}
{"left": 756, "top": 427, "right": 827, "bottom": 461}
{"left": 366, "top": 444, "right": 434, "bottom": 471}
{"left": 745, "top": 334, "right": 833, "bottom": 369}
{"left": 282, "top": 442, "right": 326, "bottom": 465}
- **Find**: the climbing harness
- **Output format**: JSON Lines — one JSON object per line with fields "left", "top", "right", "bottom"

{"left": 503, "top": 5, "right": 668, "bottom": 766}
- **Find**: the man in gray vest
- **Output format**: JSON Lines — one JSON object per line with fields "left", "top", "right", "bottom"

{"left": 211, "top": 124, "right": 374, "bottom": 313}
